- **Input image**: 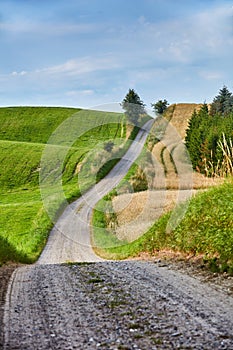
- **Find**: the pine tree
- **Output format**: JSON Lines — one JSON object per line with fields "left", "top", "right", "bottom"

{"left": 210, "top": 86, "right": 233, "bottom": 116}
{"left": 121, "top": 89, "right": 145, "bottom": 123}
{"left": 185, "top": 104, "right": 210, "bottom": 171}
{"left": 151, "top": 99, "right": 169, "bottom": 115}
{"left": 185, "top": 86, "right": 233, "bottom": 175}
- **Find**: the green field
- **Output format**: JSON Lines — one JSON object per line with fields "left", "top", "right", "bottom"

{"left": 0, "top": 107, "right": 127, "bottom": 264}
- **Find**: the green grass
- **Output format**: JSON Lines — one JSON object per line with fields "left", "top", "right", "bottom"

{"left": 0, "top": 188, "right": 51, "bottom": 263}
{"left": 0, "top": 107, "right": 80, "bottom": 143}
{"left": 0, "top": 140, "right": 44, "bottom": 189}
{"left": 0, "top": 106, "right": 128, "bottom": 264}
{"left": 92, "top": 180, "right": 233, "bottom": 273}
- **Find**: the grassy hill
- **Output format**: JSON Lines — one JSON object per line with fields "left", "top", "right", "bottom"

{"left": 93, "top": 180, "right": 233, "bottom": 273}
{"left": 0, "top": 107, "right": 79, "bottom": 143}
{"left": 0, "top": 107, "right": 127, "bottom": 264}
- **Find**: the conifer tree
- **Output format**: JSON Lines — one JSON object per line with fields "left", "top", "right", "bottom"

{"left": 210, "top": 85, "right": 233, "bottom": 116}
{"left": 151, "top": 99, "right": 169, "bottom": 115}
{"left": 121, "top": 89, "right": 145, "bottom": 123}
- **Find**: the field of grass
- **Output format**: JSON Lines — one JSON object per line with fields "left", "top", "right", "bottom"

{"left": 0, "top": 107, "right": 128, "bottom": 264}
{"left": 0, "top": 107, "right": 80, "bottom": 143}
{"left": 92, "top": 180, "right": 233, "bottom": 273}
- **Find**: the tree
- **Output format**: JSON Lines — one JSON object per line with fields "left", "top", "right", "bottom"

{"left": 210, "top": 85, "right": 233, "bottom": 116}
{"left": 121, "top": 89, "right": 146, "bottom": 123}
{"left": 185, "top": 103, "right": 210, "bottom": 172}
{"left": 151, "top": 99, "right": 169, "bottom": 115}
{"left": 185, "top": 98, "right": 233, "bottom": 175}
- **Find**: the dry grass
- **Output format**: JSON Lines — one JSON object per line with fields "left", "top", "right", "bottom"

{"left": 112, "top": 189, "right": 197, "bottom": 242}
{"left": 111, "top": 172, "right": 224, "bottom": 242}
{"left": 151, "top": 103, "right": 224, "bottom": 190}
{"left": 165, "top": 103, "right": 203, "bottom": 140}
{"left": 204, "top": 134, "right": 233, "bottom": 177}
{"left": 192, "top": 172, "right": 224, "bottom": 188}
{"left": 126, "top": 124, "right": 135, "bottom": 139}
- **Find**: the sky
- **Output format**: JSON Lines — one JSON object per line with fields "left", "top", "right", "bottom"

{"left": 0, "top": 0, "right": 233, "bottom": 109}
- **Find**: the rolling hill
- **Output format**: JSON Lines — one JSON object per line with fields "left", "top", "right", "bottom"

{"left": 0, "top": 107, "right": 127, "bottom": 263}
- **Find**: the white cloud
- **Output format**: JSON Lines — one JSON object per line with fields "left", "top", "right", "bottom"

{"left": 2, "top": 55, "right": 120, "bottom": 85}
{"left": 11, "top": 70, "right": 27, "bottom": 76}
{"left": 37, "top": 56, "right": 120, "bottom": 77}
{"left": 127, "top": 3, "right": 233, "bottom": 65}
{"left": 1, "top": 1, "right": 232, "bottom": 108}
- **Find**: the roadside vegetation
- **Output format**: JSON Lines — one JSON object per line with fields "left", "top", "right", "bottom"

{"left": 92, "top": 179, "right": 233, "bottom": 274}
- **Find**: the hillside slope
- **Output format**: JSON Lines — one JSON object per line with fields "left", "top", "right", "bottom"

{"left": 0, "top": 107, "right": 126, "bottom": 263}
{"left": 165, "top": 103, "right": 202, "bottom": 139}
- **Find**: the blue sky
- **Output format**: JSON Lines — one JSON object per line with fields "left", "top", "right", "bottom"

{"left": 0, "top": 0, "right": 232, "bottom": 109}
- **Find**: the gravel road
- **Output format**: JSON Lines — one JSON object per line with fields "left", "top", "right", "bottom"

{"left": 3, "top": 261, "right": 233, "bottom": 349}
{"left": 2, "top": 119, "right": 233, "bottom": 349}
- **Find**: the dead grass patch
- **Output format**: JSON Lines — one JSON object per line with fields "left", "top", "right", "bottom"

{"left": 165, "top": 103, "right": 203, "bottom": 140}
{"left": 112, "top": 189, "right": 197, "bottom": 242}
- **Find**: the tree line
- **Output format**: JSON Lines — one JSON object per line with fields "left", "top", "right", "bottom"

{"left": 185, "top": 86, "right": 233, "bottom": 176}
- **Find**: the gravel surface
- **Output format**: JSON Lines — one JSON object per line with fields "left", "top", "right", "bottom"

{"left": 0, "top": 264, "right": 20, "bottom": 348}
{"left": 3, "top": 261, "right": 233, "bottom": 350}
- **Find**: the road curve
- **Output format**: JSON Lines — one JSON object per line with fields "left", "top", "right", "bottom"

{"left": 38, "top": 119, "right": 154, "bottom": 264}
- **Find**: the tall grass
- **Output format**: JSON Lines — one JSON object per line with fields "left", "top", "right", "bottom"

{"left": 204, "top": 133, "right": 233, "bottom": 177}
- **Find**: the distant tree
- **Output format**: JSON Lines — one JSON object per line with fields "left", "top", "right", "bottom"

{"left": 121, "top": 89, "right": 146, "bottom": 123}
{"left": 210, "top": 85, "right": 233, "bottom": 116}
{"left": 151, "top": 99, "right": 169, "bottom": 115}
